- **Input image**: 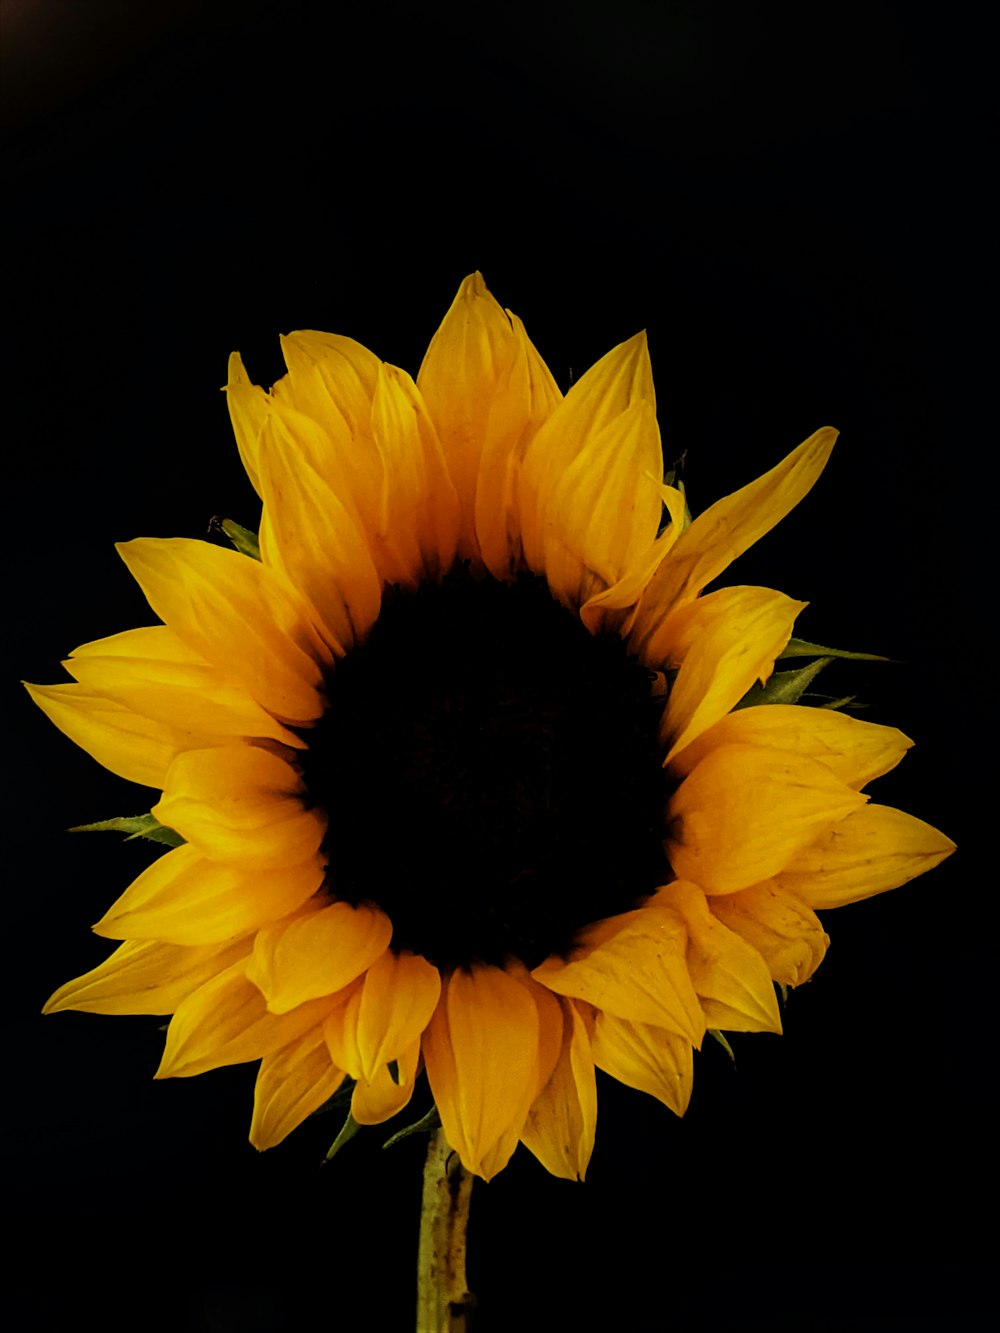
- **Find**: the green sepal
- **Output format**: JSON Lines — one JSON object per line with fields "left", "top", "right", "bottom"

{"left": 323, "top": 1111, "right": 362, "bottom": 1164}
{"left": 382, "top": 1105, "right": 441, "bottom": 1150}
{"left": 709, "top": 1030, "right": 736, "bottom": 1064}
{"left": 780, "top": 637, "right": 889, "bottom": 662}
{"left": 778, "top": 984, "right": 789, "bottom": 1005}
{"left": 734, "top": 656, "right": 831, "bottom": 709}
{"left": 209, "top": 516, "right": 261, "bottom": 561}
{"left": 69, "top": 813, "right": 185, "bottom": 847}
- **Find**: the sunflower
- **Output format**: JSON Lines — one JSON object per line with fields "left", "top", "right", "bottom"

{"left": 28, "top": 274, "right": 954, "bottom": 1182}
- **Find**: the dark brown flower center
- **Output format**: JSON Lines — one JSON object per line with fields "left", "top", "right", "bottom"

{"left": 300, "top": 566, "right": 672, "bottom": 970}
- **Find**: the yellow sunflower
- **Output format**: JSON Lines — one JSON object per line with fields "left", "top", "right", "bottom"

{"left": 28, "top": 273, "right": 954, "bottom": 1182}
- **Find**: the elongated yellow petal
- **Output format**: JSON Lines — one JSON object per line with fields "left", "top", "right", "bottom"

{"left": 629, "top": 428, "right": 836, "bottom": 643}
{"left": 708, "top": 881, "right": 829, "bottom": 987}
{"left": 153, "top": 746, "right": 324, "bottom": 870}
{"left": 671, "top": 703, "right": 913, "bottom": 789}
{"left": 656, "top": 586, "right": 806, "bottom": 762}
{"left": 278, "top": 330, "right": 381, "bottom": 462}
{"left": 64, "top": 647, "right": 303, "bottom": 749}
{"left": 668, "top": 743, "right": 868, "bottom": 894}
{"left": 353, "top": 949, "right": 442, "bottom": 1083}
{"left": 422, "top": 964, "right": 540, "bottom": 1179}
{"left": 93, "top": 843, "right": 325, "bottom": 945}
{"left": 117, "top": 537, "right": 324, "bottom": 723}
{"left": 590, "top": 1012, "right": 694, "bottom": 1116}
{"left": 43, "top": 937, "right": 249, "bottom": 1015}
{"left": 157, "top": 959, "right": 338, "bottom": 1078}
{"left": 520, "top": 1000, "right": 597, "bottom": 1181}
{"left": 250, "top": 1026, "right": 346, "bottom": 1151}
{"left": 659, "top": 881, "right": 781, "bottom": 1032}
{"left": 533, "top": 907, "right": 705, "bottom": 1045}
{"left": 775, "top": 804, "right": 955, "bottom": 908}
{"left": 350, "top": 1037, "right": 421, "bottom": 1126}
{"left": 257, "top": 409, "right": 382, "bottom": 651}
{"left": 248, "top": 901, "right": 392, "bottom": 1013}
{"left": 70, "top": 624, "right": 203, "bottom": 663}
{"left": 225, "top": 350, "right": 269, "bottom": 497}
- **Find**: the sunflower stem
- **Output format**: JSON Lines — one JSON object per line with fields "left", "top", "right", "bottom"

{"left": 417, "top": 1127, "right": 475, "bottom": 1332}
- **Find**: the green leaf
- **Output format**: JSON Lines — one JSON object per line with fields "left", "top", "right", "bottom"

{"left": 780, "top": 637, "right": 889, "bottom": 662}
{"left": 709, "top": 1029, "right": 736, "bottom": 1064}
{"left": 209, "top": 516, "right": 261, "bottom": 560}
{"left": 323, "top": 1111, "right": 362, "bottom": 1164}
{"left": 69, "top": 814, "right": 185, "bottom": 847}
{"left": 382, "top": 1105, "right": 441, "bottom": 1150}
{"left": 734, "top": 657, "right": 832, "bottom": 709}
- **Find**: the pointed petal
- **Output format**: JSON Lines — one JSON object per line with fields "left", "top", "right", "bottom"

{"left": 117, "top": 538, "right": 324, "bottom": 723}
{"left": 279, "top": 330, "right": 381, "bottom": 458}
{"left": 521, "top": 1000, "right": 597, "bottom": 1181}
{"left": 422, "top": 964, "right": 540, "bottom": 1179}
{"left": 353, "top": 949, "right": 442, "bottom": 1083}
{"left": 350, "top": 1037, "right": 421, "bottom": 1126}
{"left": 247, "top": 901, "right": 392, "bottom": 1012}
{"left": 671, "top": 703, "right": 913, "bottom": 789}
{"left": 655, "top": 586, "right": 806, "bottom": 761}
{"left": 668, "top": 743, "right": 868, "bottom": 894}
{"left": 591, "top": 1011, "right": 694, "bottom": 1116}
{"left": 157, "top": 958, "right": 338, "bottom": 1078}
{"left": 94, "top": 843, "right": 325, "bottom": 945}
{"left": 629, "top": 428, "right": 837, "bottom": 643}
{"left": 709, "top": 881, "right": 829, "bottom": 987}
{"left": 23, "top": 681, "right": 189, "bottom": 787}
{"left": 659, "top": 882, "right": 782, "bottom": 1032}
{"left": 533, "top": 907, "right": 705, "bottom": 1045}
{"left": 152, "top": 746, "right": 325, "bottom": 870}
{"left": 775, "top": 805, "right": 956, "bottom": 908}
{"left": 225, "top": 351, "right": 269, "bottom": 497}
{"left": 43, "top": 937, "right": 249, "bottom": 1015}
{"left": 69, "top": 624, "right": 204, "bottom": 663}
{"left": 250, "top": 1026, "right": 346, "bottom": 1150}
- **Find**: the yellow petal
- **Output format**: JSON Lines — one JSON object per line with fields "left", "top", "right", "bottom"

{"left": 43, "top": 937, "right": 249, "bottom": 1015}
{"left": 225, "top": 350, "right": 270, "bottom": 497}
{"left": 70, "top": 624, "right": 204, "bottom": 663}
{"left": 247, "top": 901, "right": 392, "bottom": 1013}
{"left": 671, "top": 703, "right": 913, "bottom": 788}
{"left": 422, "top": 964, "right": 540, "bottom": 1180}
{"left": 656, "top": 586, "right": 806, "bottom": 762}
{"left": 590, "top": 1011, "right": 694, "bottom": 1116}
{"left": 708, "top": 881, "right": 829, "bottom": 987}
{"left": 250, "top": 1026, "right": 346, "bottom": 1151}
{"left": 629, "top": 428, "right": 837, "bottom": 642}
{"left": 157, "top": 958, "right": 338, "bottom": 1078}
{"left": 532, "top": 907, "right": 705, "bottom": 1045}
{"left": 417, "top": 272, "right": 541, "bottom": 559}
{"left": 117, "top": 537, "right": 324, "bottom": 723}
{"left": 350, "top": 1037, "right": 421, "bottom": 1126}
{"left": 520, "top": 1000, "right": 597, "bottom": 1181}
{"left": 775, "top": 804, "right": 956, "bottom": 908}
{"left": 353, "top": 949, "right": 442, "bottom": 1083}
{"left": 94, "top": 843, "right": 325, "bottom": 945}
{"left": 23, "top": 681, "right": 199, "bottom": 787}
{"left": 659, "top": 882, "right": 782, "bottom": 1032}
{"left": 668, "top": 743, "right": 868, "bottom": 894}
{"left": 257, "top": 408, "right": 381, "bottom": 651}
{"left": 152, "top": 746, "right": 325, "bottom": 870}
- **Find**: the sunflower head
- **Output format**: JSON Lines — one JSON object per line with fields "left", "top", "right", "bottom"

{"left": 28, "top": 274, "right": 954, "bottom": 1181}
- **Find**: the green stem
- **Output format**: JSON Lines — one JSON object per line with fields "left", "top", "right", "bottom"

{"left": 417, "top": 1127, "right": 475, "bottom": 1331}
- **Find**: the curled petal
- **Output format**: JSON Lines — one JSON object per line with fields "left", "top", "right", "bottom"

{"left": 591, "top": 1012, "right": 694, "bottom": 1117}
{"left": 709, "top": 881, "right": 829, "bottom": 988}
{"left": 248, "top": 901, "right": 392, "bottom": 1013}
{"left": 521, "top": 1000, "right": 597, "bottom": 1181}
{"left": 250, "top": 1026, "right": 346, "bottom": 1151}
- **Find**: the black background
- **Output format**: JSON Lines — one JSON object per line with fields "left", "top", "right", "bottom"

{"left": 4, "top": 3, "right": 991, "bottom": 1329}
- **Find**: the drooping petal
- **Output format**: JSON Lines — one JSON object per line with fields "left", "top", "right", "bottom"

{"left": 668, "top": 743, "right": 868, "bottom": 894}
{"left": 225, "top": 350, "right": 270, "bottom": 497}
{"left": 250, "top": 1026, "right": 346, "bottom": 1151}
{"left": 655, "top": 586, "right": 806, "bottom": 762}
{"left": 43, "top": 937, "right": 249, "bottom": 1016}
{"left": 23, "top": 681, "right": 194, "bottom": 787}
{"left": 248, "top": 901, "right": 392, "bottom": 1013}
{"left": 659, "top": 881, "right": 782, "bottom": 1032}
{"left": 116, "top": 537, "right": 324, "bottom": 723}
{"left": 157, "top": 959, "right": 339, "bottom": 1078}
{"left": 775, "top": 805, "right": 956, "bottom": 908}
{"left": 708, "top": 881, "right": 830, "bottom": 987}
{"left": 350, "top": 1037, "right": 421, "bottom": 1126}
{"left": 629, "top": 428, "right": 837, "bottom": 643}
{"left": 520, "top": 1000, "right": 598, "bottom": 1181}
{"left": 152, "top": 746, "right": 325, "bottom": 870}
{"left": 352, "top": 949, "right": 442, "bottom": 1083}
{"left": 93, "top": 843, "right": 325, "bottom": 945}
{"left": 533, "top": 907, "right": 705, "bottom": 1045}
{"left": 671, "top": 703, "right": 913, "bottom": 789}
{"left": 422, "top": 964, "right": 540, "bottom": 1179}
{"left": 590, "top": 1011, "right": 694, "bottom": 1117}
